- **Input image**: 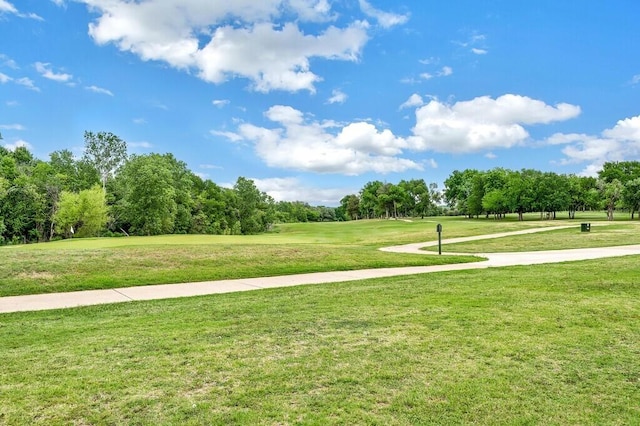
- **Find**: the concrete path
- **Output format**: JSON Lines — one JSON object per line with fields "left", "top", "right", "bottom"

{"left": 2, "top": 226, "right": 640, "bottom": 314}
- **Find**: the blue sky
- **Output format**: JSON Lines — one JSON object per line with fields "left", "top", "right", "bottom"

{"left": 1, "top": 0, "right": 640, "bottom": 205}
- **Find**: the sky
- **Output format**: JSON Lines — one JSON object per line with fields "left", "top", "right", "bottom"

{"left": 1, "top": 0, "right": 640, "bottom": 206}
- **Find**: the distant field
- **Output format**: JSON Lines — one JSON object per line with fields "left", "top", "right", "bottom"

{"left": 1, "top": 256, "right": 639, "bottom": 424}
{"left": 0, "top": 214, "right": 634, "bottom": 297}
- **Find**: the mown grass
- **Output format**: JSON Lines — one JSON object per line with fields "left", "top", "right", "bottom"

{"left": 0, "top": 244, "right": 479, "bottom": 297}
{"left": 0, "top": 216, "right": 630, "bottom": 297}
{"left": 1, "top": 255, "right": 639, "bottom": 424}
{"left": 426, "top": 222, "right": 640, "bottom": 253}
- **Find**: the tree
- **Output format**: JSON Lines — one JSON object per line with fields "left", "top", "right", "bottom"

{"left": 54, "top": 186, "right": 108, "bottom": 237}
{"left": 50, "top": 149, "right": 100, "bottom": 192}
{"left": 505, "top": 169, "right": 535, "bottom": 221}
{"left": 340, "top": 194, "right": 360, "bottom": 220}
{"left": 359, "top": 180, "right": 383, "bottom": 219}
{"left": 113, "top": 154, "right": 177, "bottom": 235}
{"left": 598, "top": 179, "right": 623, "bottom": 221}
{"left": 233, "top": 177, "right": 274, "bottom": 234}
{"left": 83, "top": 131, "right": 127, "bottom": 191}
{"left": 622, "top": 178, "right": 640, "bottom": 219}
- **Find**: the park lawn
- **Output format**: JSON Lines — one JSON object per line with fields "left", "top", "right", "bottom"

{"left": 0, "top": 217, "right": 559, "bottom": 297}
{"left": 425, "top": 222, "right": 640, "bottom": 253}
{"left": 0, "top": 216, "right": 625, "bottom": 297}
{"left": 1, "top": 255, "right": 639, "bottom": 424}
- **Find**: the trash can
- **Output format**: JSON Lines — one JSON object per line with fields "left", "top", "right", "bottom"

{"left": 581, "top": 223, "right": 591, "bottom": 232}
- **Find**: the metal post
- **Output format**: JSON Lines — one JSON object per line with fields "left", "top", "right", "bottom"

{"left": 436, "top": 223, "right": 442, "bottom": 255}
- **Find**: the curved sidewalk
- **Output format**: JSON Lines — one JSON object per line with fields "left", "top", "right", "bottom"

{"left": 2, "top": 226, "right": 640, "bottom": 314}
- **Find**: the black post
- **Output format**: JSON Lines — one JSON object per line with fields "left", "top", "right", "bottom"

{"left": 436, "top": 223, "right": 442, "bottom": 255}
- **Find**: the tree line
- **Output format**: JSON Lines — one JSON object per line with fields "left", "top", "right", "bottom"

{"left": 336, "top": 163, "right": 640, "bottom": 222}
{"left": 442, "top": 164, "right": 640, "bottom": 221}
{"left": 0, "top": 132, "right": 339, "bottom": 244}
{"left": 2, "top": 130, "right": 640, "bottom": 245}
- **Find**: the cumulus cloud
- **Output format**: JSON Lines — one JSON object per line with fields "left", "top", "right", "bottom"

{"left": 3, "top": 139, "right": 32, "bottom": 151}
{"left": 358, "top": 0, "right": 408, "bottom": 28}
{"left": 408, "top": 94, "right": 581, "bottom": 153}
{"left": 549, "top": 115, "right": 640, "bottom": 175}
{"left": 253, "top": 176, "right": 354, "bottom": 206}
{"left": 399, "top": 93, "right": 424, "bottom": 110}
{"left": 85, "top": 85, "right": 113, "bottom": 96}
{"left": 326, "top": 89, "right": 347, "bottom": 104}
{"left": 217, "top": 104, "right": 421, "bottom": 175}
{"left": 471, "top": 48, "right": 488, "bottom": 55}
{"left": 79, "top": 0, "right": 383, "bottom": 93}
{"left": 34, "top": 62, "right": 73, "bottom": 82}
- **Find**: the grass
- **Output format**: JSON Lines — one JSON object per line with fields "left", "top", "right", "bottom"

{"left": 425, "top": 222, "right": 640, "bottom": 253}
{"left": 0, "top": 215, "right": 634, "bottom": 297}
{"left": 1, "top": 255, "right": 639, "bottom": 424}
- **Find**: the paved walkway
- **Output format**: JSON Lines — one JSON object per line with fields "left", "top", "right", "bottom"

{"left": 2, "top": 226, "right": 640, "bottom": 314}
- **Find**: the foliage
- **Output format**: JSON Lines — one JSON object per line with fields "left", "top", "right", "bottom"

{"left": 82, "top": 131, "right": 128, "bottom": 191}
{"left": 53, "top": 186, "right": 108, "bottom": 237}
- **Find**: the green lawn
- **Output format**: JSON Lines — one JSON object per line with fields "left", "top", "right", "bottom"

{"left": 426, "top": 222, "right": 640, "bottom": 253}
{"left": 1, "top": 256, "right": 639, "bottom": 424}
{"left": 0, "top": 216, "right": 635, "bottom": 297}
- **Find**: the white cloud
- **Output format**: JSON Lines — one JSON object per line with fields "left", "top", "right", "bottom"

{"left": 630, "top": 74, "right": 640, "bottom": 85}
{"left": 15, "top": 77, "right": 39, "bottom": 91}
{"left": 34, "top": 62, "right": 73, "bottom": 82}
{"left": 252, "top": 176, "right": 355, "bottom": 206}
{"left": 326, "top": 89, "right": 347, "bottom": 104}
{"left": 199, "top": 164, "right": 222, "bottom": 170}
{"left": 6, "top": 100, "right": 18, "bottom": 106}
{"left": 219, "top": 105, "right": 421, "bottom": 175}
{"left": 85, "top": 85, "right": 113, "bottom": 96}
{"left": 439, "top": 66, "right": 452, "bottom": 77}
{"left": 129, "top": 141, "right": 153, "bottom": 149}
{"left": 133, "top": 118, "right": 147, "bottom": 124}
{"left": 0, "top": 54, "right": 18, "bottom": 69}
{"left": 3, "top": 139, "right": 32, "bottom": 151}
{"left": 399, "top": 93, "right": 424, "bottom": 110}
{"left": 212, "top": 99, "right": 230, "bottom": 108}
{"left": 0, "top": 0, "right": 17, "bottom": 13}
{"left": 0, "top": 72, "right": 11, "bottom": 83}
{"left": 0, "top": 0, "right": 42, "bottom": 19}
{"left": 547, "top": 115, "right": 640, "bottom": 175}
{"left": 485, "top": 152, "right": 497, "bottom": 159}
{"left": 81, "top": 0, "right": 373, "bottom": 93}
{"left": 419, "top": 57, "right": 438, "bottom": 65}
{"left": 455, "top": 32, "right": 488, "bottom": 55}
{"left": 0, "top": 123, "right": 25, "bottom": 130}
{"left": 211, "top": 130, "right": 243, "bottom": 142}
{"left": 408, "top": 94, "right": 581, "bottom": 153}
{"left": 358, "top": 0, "right": 409, "bottom": 28}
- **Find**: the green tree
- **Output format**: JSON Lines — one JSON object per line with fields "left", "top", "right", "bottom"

{"left": 598, "top": 179, "right": 623, "bottom": 221}
{"left": 113, "top": 154, "right": 177, "bottom": 235}
{"left": 83, "top": 131, "right": 128, "bottom": 191}
{"left": 622, "top": 178, "right": 640, "bottom": 219}
{"left": 233, "top": 177, "right": 274, "bottom": 234}
{"left": 359, "top": 180, "right": 383, "bottom": 219}
{"left": 54, "top": 186, "right": 108, "bottom": 238}
{"left": 340, "top": 194, "right": 360, "bottom": 220}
